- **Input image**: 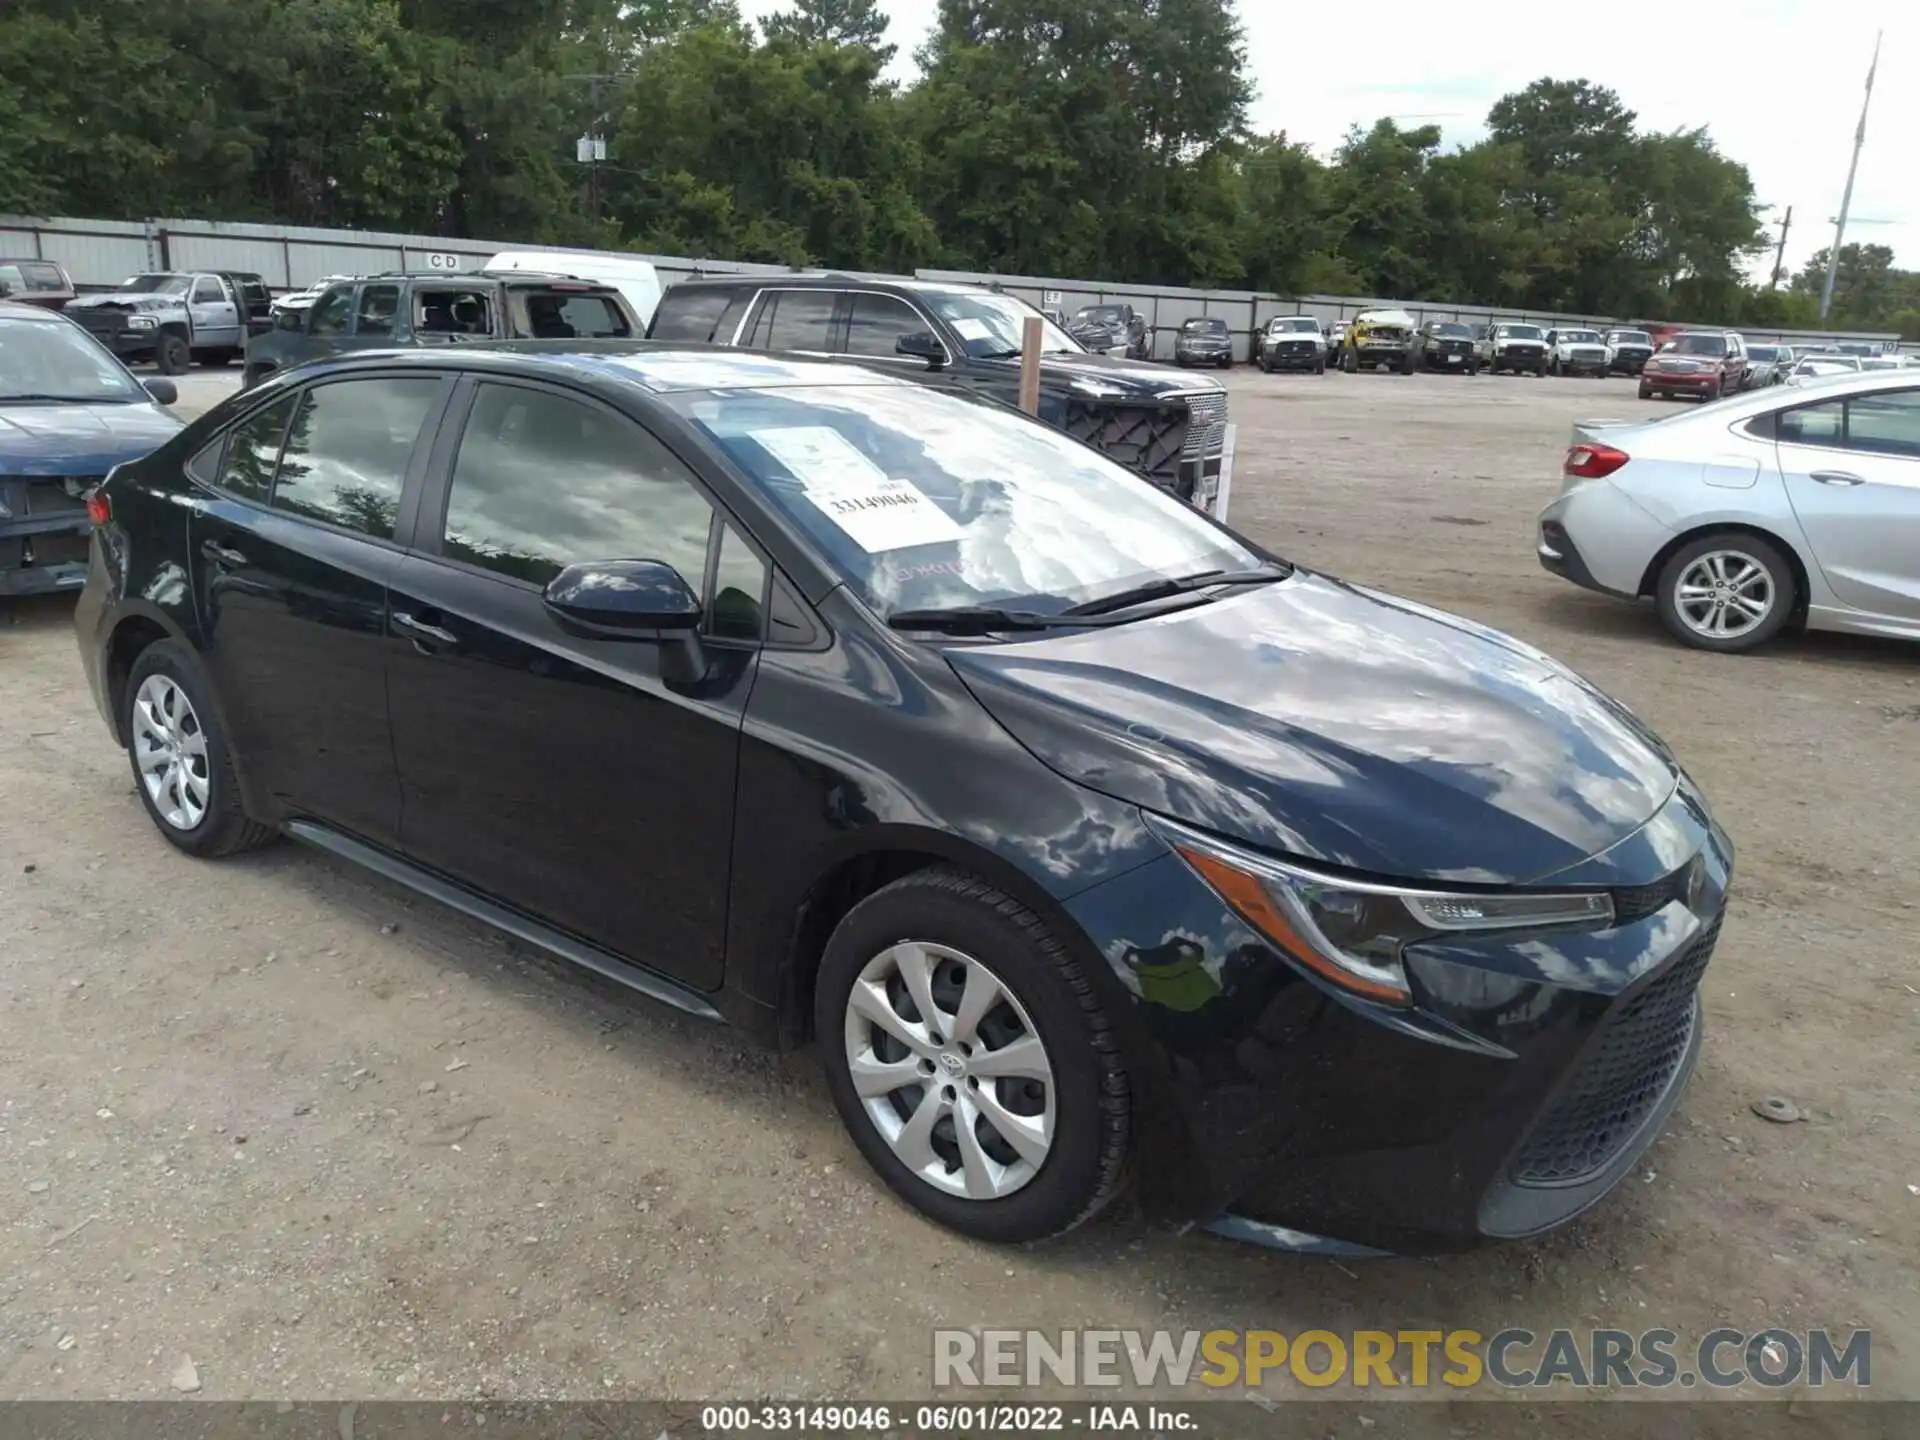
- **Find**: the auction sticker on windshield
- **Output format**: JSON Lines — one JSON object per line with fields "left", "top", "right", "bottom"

{"left": 755, "top": 426, "right": 965, "bottom": 552}
{"left": 952, "top": 318, "right": 991, "bottom": 341}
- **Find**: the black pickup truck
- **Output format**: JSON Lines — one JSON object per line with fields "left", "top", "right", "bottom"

{"left": 647, "top": 275, "right": 1230, "bottom": 513}
{"left": 63, "top": 271, "right": 273, "bottom": 373}
{"left": 242, "top": 270, "right": 639, "bottom": 388}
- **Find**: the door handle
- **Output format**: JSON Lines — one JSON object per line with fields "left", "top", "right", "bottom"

{"left": 200, "top": 538, "right": 250, "bottom": 568}
{"left": 1810, "top": 470, "right": 1867, "bottom": 487}
{"left": 392, "top": 610, "right": 459, "bottom": 650}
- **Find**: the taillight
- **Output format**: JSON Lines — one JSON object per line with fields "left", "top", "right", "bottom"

{"left": 86, "top": 491, "right": 112, "bottom": 526}
{"left": 1564, "top": 442, "right": 1630, "bottom": 479}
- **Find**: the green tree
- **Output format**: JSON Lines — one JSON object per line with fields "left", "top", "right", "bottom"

{"left": 760, "top": 0, "right": 894, "bottom": 60}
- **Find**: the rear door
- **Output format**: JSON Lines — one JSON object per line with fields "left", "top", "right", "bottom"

{"left": 384, "top": 377, "right": 763, "bottom": 989}
{"left": 190, "top": 371, "right": 453, "bottom": 843}
{"left": 738, "top": 288, "right": 843, "bottom": 357}
{"left": 1776, "top": 386, "right": 1920, "bottom": 619}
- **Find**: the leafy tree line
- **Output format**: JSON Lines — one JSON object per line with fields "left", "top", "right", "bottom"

{"left": 3, "top": 0, "right": 1914, "bottom": 335}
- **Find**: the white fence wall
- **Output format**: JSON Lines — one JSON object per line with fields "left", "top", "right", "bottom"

{"left": 4, "top": 213, "right": 1904, "bottom": 355}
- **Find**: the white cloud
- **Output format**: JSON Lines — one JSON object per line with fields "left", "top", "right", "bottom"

{"left": 739, "top": 0, "right": 1914, "bottom": 276}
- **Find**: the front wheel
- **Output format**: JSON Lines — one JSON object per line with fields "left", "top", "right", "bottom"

{"left": 816, "top": 868, "right": 1129, "bottom": 1244}
{"left": 155, "top": 332, "right": 191, "bottom": 376}
{"left": 1655, "top": 534, "right": 1795, "bottom": 653}
{"left": 1314, "top": 356, "right": 1326, "bottom": 375}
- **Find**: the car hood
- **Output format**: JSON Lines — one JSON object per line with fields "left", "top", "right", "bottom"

{"left": 983, "top": 353, "right": 1223, "bottom": 401}
{"left": 1495, "top": 336, "right": 1546, "bottom": 346}
{"left": 65, "top": 293, "right": 177, "bottom": 313}
{"left": 0, "top": 402, "right": 183, "bottom": 474}
{"left": 947, "top": 572, "right": 1679, "bottom": 885}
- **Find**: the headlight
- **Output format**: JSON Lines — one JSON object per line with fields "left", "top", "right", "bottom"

{"left": 1151, "top": 817, "right": 1613, "bottom": 1006}
{"left": 126, "top": 315, "right": 157, "bottom": 331}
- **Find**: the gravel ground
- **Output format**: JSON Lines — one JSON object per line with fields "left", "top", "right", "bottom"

{"left": 2, "top": 366, "right": 1916, "bottom": 1404}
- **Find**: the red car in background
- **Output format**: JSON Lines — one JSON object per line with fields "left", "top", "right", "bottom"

{"left": 1638, "top": 330, "right": 1748, "bottom": 402}
{"left": 0, "top": 259, "right": 77, "bottom": 310}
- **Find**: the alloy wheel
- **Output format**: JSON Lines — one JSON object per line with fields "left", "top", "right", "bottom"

{"left": 842, "top": 941, "right": 1055, "bottom": 1201}
{"left": 1674, "top": 551, "right": 1774, "bottom": 640}
{"left": 133, "top": 673, "right": 211, "bottom": 830}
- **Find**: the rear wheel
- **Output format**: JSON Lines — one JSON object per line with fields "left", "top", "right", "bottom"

{"left": 1655, "top": 534, "right": 1795, "bottom": 653}
{"left": 1637, "top": 381, "right": 1654, "bottom": 400}
{"left": 816, "top": 868, "right": 1129, "bottom": 1243}
{"left": 123, "top": 641, "right": 276, "bottom": 857}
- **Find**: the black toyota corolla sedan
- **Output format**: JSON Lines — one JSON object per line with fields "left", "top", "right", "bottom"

{"left": 74, "top": 343, "right": 1733, "bottom": 1256}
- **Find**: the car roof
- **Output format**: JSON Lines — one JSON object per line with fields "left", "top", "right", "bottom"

{"left": 287, "top": 341, "right": 910, "bottom": 395}
{"left": 667, "top": 272, "right": 996, "bottom": 300}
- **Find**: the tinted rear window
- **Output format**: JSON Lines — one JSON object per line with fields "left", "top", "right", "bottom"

{"left": 519, "top": 289, "right": 632, "bottom": 339}
{"left": 648, "top": 287, "right": 740, "bottom": 342}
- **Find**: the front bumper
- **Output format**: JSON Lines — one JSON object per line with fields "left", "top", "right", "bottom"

{"left": 1063, "top": 784, "right": 1732, "bottom": 1254}
{"left": 1558, "top": 352, "right": 1610, "bottom": 374}
{"left": 1610, "top": 350, "right": 1653, "bottom": 374}
{"left": 1175, "top": 346, "right": 1233, "bottom": 367}
{"left": 1262, "top": 342, "right": 1321, "bottom": 370}
{"left": 1641, "top": 369, "right": 1719, "bottom": 392}
{"left": 1420, "top": 345, "right": 1476, "bottom": 369}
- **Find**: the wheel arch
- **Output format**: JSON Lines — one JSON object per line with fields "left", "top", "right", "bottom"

{"left": 103, "top": 606, "right": 189, "bottom": 746}
{"left": 1636, "top": 520, "right": 1813, "bottom": 623}
{"left": 771, "top": 825, "right": 1107, "bottom": 1052}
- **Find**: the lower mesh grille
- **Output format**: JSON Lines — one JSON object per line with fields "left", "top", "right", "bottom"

{"left": 1511, "top": 917, "right": 1720, "bottom": 1186}
{"left": 1179, "top": 390, "right": 1227, "bottom": 459}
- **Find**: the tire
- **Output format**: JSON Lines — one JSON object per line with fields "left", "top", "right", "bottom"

{"left": 1341, "top": 348, "right": 1355, "bottom": 374}
{"left": 1655, "top": 532, "right": 1796, "bottom": 654}
{"left": 1314, "top": 357, "right": 1326, "bottom": 375}
{"left": 1637, "top": 382, "right": 1653, "bottom": 400}
{"left": 155, "top": 332, "right": 191, "bottom": 376}
{"left": 1256, "top": 350, "right": 1270, "bottom": 373}
{"left": 123, "top": 640, "right": 276, "bottom": 857}
{"left": 1701, "top": 383, "right": 1721, "bottom": 403}
{"left": 816, "top": 867, "right": 1129, "bottom": 1244}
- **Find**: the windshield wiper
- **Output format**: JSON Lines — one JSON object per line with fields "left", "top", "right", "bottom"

{"left": 975, "top": 347, "right": 1024, "bottom": 360}
{"left": 887, "top": 606, "right": 1141, "bottom": 635}
{"left": 1061, "top": 565, "right": 1290, "bottom": 617}
{"left": 0, "top": 393, "right": 131, "bottom": 404}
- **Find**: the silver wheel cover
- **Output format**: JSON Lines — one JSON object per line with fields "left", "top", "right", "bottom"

{"left": 1675, "top": 550, "right": 1775, "bottom": 639}
{"left": 133, "top": 674, "right": 211, "bottom": 831}
{"left": 843, "top": 941, "right": 1056, "bottom": 1200}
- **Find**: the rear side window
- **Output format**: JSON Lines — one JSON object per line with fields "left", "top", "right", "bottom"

{"left": 218, "top": 396, "right": 297, "bottom": 502}
{"left": 750, "top": 290, "right": 838, "bottom": 351}
{"left": 519, "top": 290, "right": 632, "bottom": 339}
{"left": 415, "top": 287, "right": 495, "bottom": 336}
{"left": 649, "top": 287, "right": 739, "bottom": 342}
{"left": 1843, "top": 390, "right": 1920, "bottom": 458}
{"left": 441, "top": 383, "right": 714, "bottom": 589}
{"left": 269, "top": 377, "right": 442, "bottom": 538}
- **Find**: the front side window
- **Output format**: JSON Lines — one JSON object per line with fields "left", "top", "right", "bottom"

{"left": 308, "top": 288, "right": 355, "bottom": 336}
{"left": 270, "top": 378, "right": 442, "bottom": 538}
{"left": 191, "top": 277, "right": 225, "bottom": 304}
{"left": 843, "top": 293, "right": 927, "bottom": 358}
{"left": 674, "top": 383, "right": 1264, "bottom": 618}
{"left": 356, "top": 285, "right": 400, "bottom": 337}
{"left": 649, "top": 287, "right": 737, "bottom": 342}
{"left": 217, "top": 395, "right": 297, "bottom": 503}
{"left": 442, "top": 383, "right": 715, "bottom": 590}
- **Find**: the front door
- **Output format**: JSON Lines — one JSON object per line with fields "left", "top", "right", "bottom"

{"left": 385, "top": 378, "right": 764, "bottom": 990}
{"left": 188, "top": 274, "right": 242, "bottom": 349}
{"left": 190, "top": 373, "right": 452, "bottom": 844}
{"left": 1777, "top": 386, "right": 1920, "bottom": 620}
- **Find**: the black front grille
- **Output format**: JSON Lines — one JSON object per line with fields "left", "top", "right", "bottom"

{"left": 68, "top": 310, "right": 129, "bottom": 339}
{"left": 1511, "top": 916, "right": 1720, "bottom": 1187}
{"left": 1276, "top": 340, "right": 1314, "bottom": 357}
{"left": 1063, "top": 402, "right": 1189, "bottom": 484}
{"left": 1611, "top": 862, "right": 1694, "bottom": 923}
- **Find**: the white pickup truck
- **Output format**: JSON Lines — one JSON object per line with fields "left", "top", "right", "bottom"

{"left": 63, "top": 270, "right": 275, "bottom": 374}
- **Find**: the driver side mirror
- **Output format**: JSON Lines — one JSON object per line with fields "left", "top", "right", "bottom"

{"left": 143, "top": 378, "right": 178, "bottom": 406}
{"left": 543, "top": 558, "right": 707, "bottom": 681}
{"left": 896, "top": 331, "right": 947, "bottom": 370}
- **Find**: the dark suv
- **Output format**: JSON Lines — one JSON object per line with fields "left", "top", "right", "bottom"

{"left": 242, "top": 271, "right": 638, "bottom": 389}
{"left": 647, "top": 276, "right": 1229, "bottom": 511}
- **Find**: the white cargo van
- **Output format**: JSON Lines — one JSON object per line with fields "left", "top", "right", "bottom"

{"left": 484, "top": 251, "right": 663, "bottom": 331}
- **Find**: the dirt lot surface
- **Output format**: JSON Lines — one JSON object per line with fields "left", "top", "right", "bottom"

{"left": 3, "top": 367, "right": 1916, "bottom": 1408}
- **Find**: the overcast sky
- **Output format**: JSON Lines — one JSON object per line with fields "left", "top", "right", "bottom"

{"left": 740, "top": 0, "right": 1912, "bottom": 280}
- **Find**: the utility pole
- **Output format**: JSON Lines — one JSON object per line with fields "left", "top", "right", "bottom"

{"left": 566, "top": 73, "right": 622, "bottom": 227}
{"left": 1820, "top": 30, "right": 1882, "bottom": 320}
{"left": 1769, "top": 206, "right": 1791, "bottom": 288}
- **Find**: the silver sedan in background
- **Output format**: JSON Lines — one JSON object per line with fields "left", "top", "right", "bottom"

{"left": 1538, "top": 370, "right": 1920, "bottom": 652}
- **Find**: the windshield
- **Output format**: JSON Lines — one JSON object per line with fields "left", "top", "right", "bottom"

{"left": 1747, "top": 345, "right": 1779, "bottom": 361}
{"left": 673, "top": 384, "right": 1263, "bottom": 619}
{"left": 1561, "top": 330, "right": 1601, "bottom": 344}
{"left": 1182, "top": 318, "right": 1228, "bottom": 334}
{"left": 1608, "top": 330, "right": 1652, "bottom": 345}
{"left": 1497, "top": 324, "right": 1543, "bottom": 339}
{"left": 1665, "top": 334, "right": 1728, "bottom": 356}
{"left": 0, "top": 316, "right": 147, "bottom": 403}
{"left": 1431, "top": 323, "right": 1472, "bottom": 337}
{"left": 1077, "top": 306, "right": 1127, "bottom": 326}
{"left": 116, "top": 274, "right": 192, "bottom": 296}
{"left": 925, "top": 291, "right": 1079, "bottom": 358}
{"left": 1275, "top": 318, "right": 1318, "bottom": 332}
{"left": 1800, "top": 357, "right": 1859, "bottom": 372}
